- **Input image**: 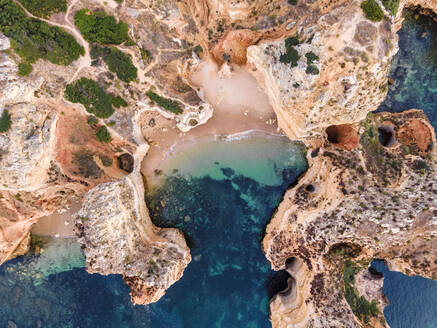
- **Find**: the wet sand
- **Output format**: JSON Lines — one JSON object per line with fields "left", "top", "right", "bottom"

{"left": 141, "top": 60, "right": 279, "bottom": 181}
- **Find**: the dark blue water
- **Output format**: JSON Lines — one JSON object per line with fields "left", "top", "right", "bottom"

{"left": 371, "top": 260, "right": 437, "bottom": 328}
{"left": 377, "top": 9, "right": 437, "bottom": 129}
{"left": 0, "top": 136, "right": 308, "bottom": 328}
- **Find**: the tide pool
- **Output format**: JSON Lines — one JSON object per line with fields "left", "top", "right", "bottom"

{"left": 0, "top": 134, "right": 308, "bottom": 328}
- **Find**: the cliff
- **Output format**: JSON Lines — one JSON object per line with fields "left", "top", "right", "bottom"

{"left": 266, "top": 110, "right": 436, "bottom": 327}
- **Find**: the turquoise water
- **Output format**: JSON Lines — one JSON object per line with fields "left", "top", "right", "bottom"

{"left": 377, "top": 9, "right": 437, "bottom": 129}
{"left": 371, "top": 260, "right": 437, "bottom": 328}
{"left": 0, "top": 134, "right": 308, "bottom": 327}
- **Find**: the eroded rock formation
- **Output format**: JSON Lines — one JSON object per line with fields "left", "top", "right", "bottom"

{"left": 265, "top": 110, "right": 436, "bottom": 327}
{"left": 75, "top": 168, "right": 191, "bottom": 305}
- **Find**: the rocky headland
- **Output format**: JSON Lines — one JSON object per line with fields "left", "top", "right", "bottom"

{"left": 0, "top": 0, "right": 436, "bottom": 325}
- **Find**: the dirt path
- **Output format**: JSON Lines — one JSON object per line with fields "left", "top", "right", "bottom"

{"left": 12, "top": 0, "right": 91, "bottom": 84}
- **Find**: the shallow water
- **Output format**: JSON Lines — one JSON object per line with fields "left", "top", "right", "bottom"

{"left": 0, "top": 134, "right": 308, "bottom": 328}
{"left": 377, "top": 9, "right": 437, "bottom": 129}
{"left": 371, "top": 260, "right": 437, "bottom": 328}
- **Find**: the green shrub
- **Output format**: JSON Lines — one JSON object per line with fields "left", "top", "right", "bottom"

{"left": 280, "top": 36, "right": 300, "bottom": 67}
{"left": 91, "top": 45, "right": 137, "bottom": 82}
{"left": 0, "top": 0, "right": 84, "bottom": 66}
{"left": 18, "top": 62, "right": 33, "bottom": 76}
{"left": 87, "top": 115, "right": 98, "bottom": 125}
{"left": 305, "top": 51, "right": 319, "bottom": 65}
{"left": 96, "top": 125, "right": 112, "bottom": 142}
{"left": 0, "top": 110, "right": 11, "bottom": 132}
{"left": 361, "top": 0, "right": 384, "bottom": 22}
{"left": 146, "top": 90, "right": 183, "bottom": 114}
{"left": 381, "top": 0, "right": 399, "bottom": 16}
{"left": 17, "top": 0, "right": 67, "bottom": 18}
{"left": 74, "top": 9, "right": 130, "bottom": 45}
{"left": 306, "top": 65, "right": 319, "bottom": 75}
{"left": 64, "top": 78, "right": 114, "bottom": 118}
{"left": 111, "top": 95, "right": 128, "bottom": 108}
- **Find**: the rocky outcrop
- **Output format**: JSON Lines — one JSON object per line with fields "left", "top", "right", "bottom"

{"left": 75, "top": 168, "right": 191, "bottom": 305}
{"left": 264, "top": 110, "right": 436, "bottom": 327}
{"left": 247, "top": 0, "right": 397, "bottom": 140}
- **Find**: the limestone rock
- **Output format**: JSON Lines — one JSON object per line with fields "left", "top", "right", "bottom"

{"left": 76, "top": 173, "right": 191, "bottom": 305}
{"left": 265, "top": 110, "right": 436, "bottom": 327}
{"left": 247, "top": 0, "right": 397, "bottom": 139}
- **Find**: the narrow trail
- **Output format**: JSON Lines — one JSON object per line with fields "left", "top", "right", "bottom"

{"left": 11, "top": 0, "right": 91, "bottom": 84}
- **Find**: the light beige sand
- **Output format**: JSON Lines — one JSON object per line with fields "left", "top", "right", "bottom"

{"left": 32, "top": 200, "right": 82, "bottom": 237}
{"left": 141, "top": 60, "right": 279, "bottom": 181}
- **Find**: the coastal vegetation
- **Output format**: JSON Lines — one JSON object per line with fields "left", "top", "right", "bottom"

{"left": 146, "top": 90, "right": 183, "bottom": 114}
{"left": 74, "top": 9, "right": 130, "bottom": 45}
{"left": 360, "top": 0, "right": 384, "bottom": 22}
{"left": 65, "top": 78, "right": 126, "bottom": 118}
{"left": 90, "top": 45, "right": 137, "bottom": 82}
{"left": 381, "top": 0, "right": 400, "bottom": 16}
{"left": 305, "top": 51, "right": 320, "bottom": 75}
{"left": 0, "top": 0, "right": 84, "bottom": 68}
{"left": 280, "top": 36, "right": 300, "bottom": 67}
{"left": 17, "top": 0, "right": 67, "bottom": 18}
{"left": 18, "top": 62, "right": 33, "bottom": 76}
{"left": 0, "top": 110, "right": 11, "bottom": 132}
{"left": 343, "top": 261, "right": 380, "bottom": 323}
{"left": 96, "top": 125, "right": 112, "bottom": 143}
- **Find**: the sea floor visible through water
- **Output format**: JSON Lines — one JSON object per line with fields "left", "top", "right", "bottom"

{"left": 0, "top": 133, "right": 308, "bottom": 328}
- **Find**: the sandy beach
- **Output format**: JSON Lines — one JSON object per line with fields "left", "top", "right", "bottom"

{"left": 141, "top": 59, "right": 280, "bottom": 181}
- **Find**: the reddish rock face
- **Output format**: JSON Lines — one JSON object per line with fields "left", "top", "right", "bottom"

{"left": 397, "top": 119, "right": 434, "bottom": 155}
{"left": 212, "top": 29, "right": 261, "bottom": 65}
{"left": 325, "top": 124, "right": 359, "bottom": 151}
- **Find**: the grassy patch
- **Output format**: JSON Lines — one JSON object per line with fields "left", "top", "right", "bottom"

{"left": 344, "top": 261, "right": 379, "bottom": 323}
{"left": 96, "top": 125, "right": 112, "bottom": 143}
{"left": 18, "top": 62, "right": 33, "bottom": 76}
{"left": 381, "top": 0, "right": 399, "bottom": 16}
{"left": 0, "top": 110, "right": 11, "bottom": 132}
{"left": 65, "top": 77, "right": 120, "bottom": 118}
{"left": 280, "top": 36, "right": 300, "bottom": 67}
{"left": 91, "top": 45, "right": 137, "bottom": 82}
{"left": 0, "top": 0, "right": 84, "bottom": 66}
{"left": 17, "top": 0, "right": 67, "bottom": 18}
{"left": 361, "top": 0, "right": 384, "bottom": 22}
{"left": 74, "top": 8, "right": 130, "bottom": 45}
{"left": 146, "top": 90, "right": 183, "bottom": 114}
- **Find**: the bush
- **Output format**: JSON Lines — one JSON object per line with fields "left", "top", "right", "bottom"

{"left": 74, "top": 9, "right": 130, "bottom": 45}
{"left": 18, "top": 62, "right": 33, "bottom": 76}
{"left": 91, "top": 45, "right": 137, "bottom": 82}
{"left": 87, "top": 115, "right": 98, "bottom": 125}
{"left": 280, "top": 36, "right": 300, "bottom": 67}
{"left": 146, "top": 90, "right": 183, "bottom": 114}
{"left": 111, "top": 95, "right": 128, "bottom": 108}
{"left": 0, "top": 109, "right": 11, "bottom": 132}
{"left": 65, "top": 78, "right": 114, "bottom": 118}
{"left": 305, "top": 51, "right": 319, "bottom": 64}
{"left": 17, "top": 0, "right": 67, "bottom": 18}
{"left": 381, "top": 0, "right": 399, "bottom": 16}
{"left": 0, "top": 0, "right": 84, "bottom": 66}
{"left": 96, "top": 125, "right": 112, "bottom": 143}
{"left": 306, "top": 65, "right": 319, "bottom": 75}
{"left": 361, "top": 0, "right": 384, "bottom": 22}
